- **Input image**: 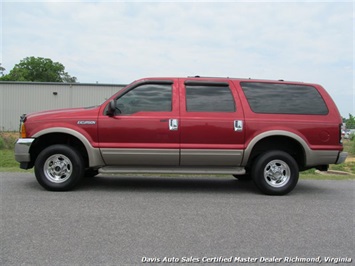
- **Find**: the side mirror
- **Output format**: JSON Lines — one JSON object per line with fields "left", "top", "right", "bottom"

{"left": 106, "top": 100, "right": 116, "bottom": 116}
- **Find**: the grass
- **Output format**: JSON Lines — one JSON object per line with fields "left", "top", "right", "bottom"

{"left": 0, "top": 131, "right": 17, "bottom": 150}
{"left": 329, "top": 161, "right": 355, "bottom": 173}
{"left": 300, "top": 168, "right": 354, "bottom": 180}
{"left": 0, "top": 149, "right": 17, "bottom": 168}
{"left": 1, "top": 132, "right": 354, "bottom": 180}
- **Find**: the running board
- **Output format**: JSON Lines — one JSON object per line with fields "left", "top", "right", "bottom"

{"left": 99, "top": 166, "right": 246, "bottom": 175}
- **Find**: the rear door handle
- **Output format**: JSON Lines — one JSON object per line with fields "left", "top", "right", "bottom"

{"left": 234, "top": 120, "right": 243, "bottom": 131}
{"left": 169, "top": 119, "right": 178, "bottom": 131}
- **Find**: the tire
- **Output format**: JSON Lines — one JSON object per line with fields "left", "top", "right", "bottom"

{"left": 34, "top": 145, "right": 85, "bottom": 191}
{"left": 84, "top": 168, "right": 99, "bottom": 178}
{"left": 233, "top": 174, "right": 251, "bottom": 181}
{"left": 251, "top": 150, "right": 299, "bottom": 195}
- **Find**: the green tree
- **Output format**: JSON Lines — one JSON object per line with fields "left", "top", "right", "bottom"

{"left": 0, "top": 56, "right": 77, "bottom": 82}
{"left": 345, "top": 114, "right": 355, "bottom": 129}
{"left": 0, "top": 63, "right": 5, "bottom": 76}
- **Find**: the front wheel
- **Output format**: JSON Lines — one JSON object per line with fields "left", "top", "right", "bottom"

{"left": 34, "top": 145, "right": 85, "bottom": 191}
{"left": 251, "top": 151, "right": 299, "bottom": 195}
{"left": 84, "top": 168, "right": 99, "bottom": 178}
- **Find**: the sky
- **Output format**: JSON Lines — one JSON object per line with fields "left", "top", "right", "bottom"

{"left": 1, "top": 0, "right": 354, "bottom": 117}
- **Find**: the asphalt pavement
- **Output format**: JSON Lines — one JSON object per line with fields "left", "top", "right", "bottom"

{"left": 1, "top": 172, "right": 354, "bottom": 265}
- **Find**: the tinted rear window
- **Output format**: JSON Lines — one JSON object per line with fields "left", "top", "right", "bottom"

{"left": 241, "top": 82, "right": 328, "bottom": 115}
{"left": 185, "top": 85, "right": 235, "bottom": 112}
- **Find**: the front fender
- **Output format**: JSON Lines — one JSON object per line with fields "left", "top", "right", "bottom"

{"left": 32, "top": 127, "right": 105, "bottom": 167}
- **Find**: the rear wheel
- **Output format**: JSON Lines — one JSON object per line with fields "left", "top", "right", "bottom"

{"left": 251, "top": 150, "right": 299, "bottom": 195}
{"left": 34, "top": 145, "right": 84, "bottom": 191}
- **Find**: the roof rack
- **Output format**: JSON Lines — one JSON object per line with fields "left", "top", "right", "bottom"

{"left": 187, "top": 75, "right": 230, "bottom": 79}
{"left": 188, "top": 76, "right": 288, "bottom": 82}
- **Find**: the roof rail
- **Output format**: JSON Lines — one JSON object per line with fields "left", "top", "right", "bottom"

{"left": 187, "top": 75, "right": 230, "bottom": 79}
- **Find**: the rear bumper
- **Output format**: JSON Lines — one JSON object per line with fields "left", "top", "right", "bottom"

{"left": 14, "top": 138, "right": 35, "bottom": 164}
{"left": 336, "top": 152, "right": 348, "bottom": 164}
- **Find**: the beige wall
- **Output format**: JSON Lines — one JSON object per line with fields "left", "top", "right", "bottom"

{"left": 0, "top": 82, "right": 125, "bottom": 131}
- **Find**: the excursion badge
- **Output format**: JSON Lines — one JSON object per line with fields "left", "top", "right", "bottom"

{"left": 77, "top": 121, "right": 96, "bottom": 125}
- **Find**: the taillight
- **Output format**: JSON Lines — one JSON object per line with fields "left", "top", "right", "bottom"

{"left": 339, "top": 123, "right": 343, "bottom": 144}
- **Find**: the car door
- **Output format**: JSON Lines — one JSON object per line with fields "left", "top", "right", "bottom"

{"left": 98, "top": 80, "right": 180, "bottom": 166}
{"left": 179, "top": 79, "right": 245, "bottom": 166}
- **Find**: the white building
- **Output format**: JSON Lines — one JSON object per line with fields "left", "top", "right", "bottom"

{"left": 0, "top": 81, "right": 126, "bottom": 131}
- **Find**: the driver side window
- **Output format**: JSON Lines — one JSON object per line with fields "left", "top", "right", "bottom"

{"left": 116, "top": 83, "right": 172, "bottom": 115}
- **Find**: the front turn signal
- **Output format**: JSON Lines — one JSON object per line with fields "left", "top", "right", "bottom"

{"left": 20, "top": 123, "right": 27, "bottom": 138}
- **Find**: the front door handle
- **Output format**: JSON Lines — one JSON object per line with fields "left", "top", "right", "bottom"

{"left": 169, "top": 119, "right": 178, "bottom": 131}
{"left": 234, "top": 120, "right": 243, "bottom": 131}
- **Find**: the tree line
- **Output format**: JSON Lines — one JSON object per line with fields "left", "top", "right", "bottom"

{"left": 0, "top": 56, "right": 77, "bottom": 83}
{"left": 343, "top": 114, "right": 355, "bottom": 129}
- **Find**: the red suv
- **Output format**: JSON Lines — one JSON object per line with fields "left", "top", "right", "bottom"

{"left": 15, "top": 77, "right": 347, "bottom": 195}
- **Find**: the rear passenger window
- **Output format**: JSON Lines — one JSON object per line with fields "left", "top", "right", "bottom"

{"left": 185, "top": 85, "right": 235, "bottom": 112}
{"left": 241, "top": 82, "right": 328, "bottom": 115}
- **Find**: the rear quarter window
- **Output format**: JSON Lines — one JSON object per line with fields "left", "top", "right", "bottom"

{"left": 241, "top": 82, "right": 328, "bottom": 115}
